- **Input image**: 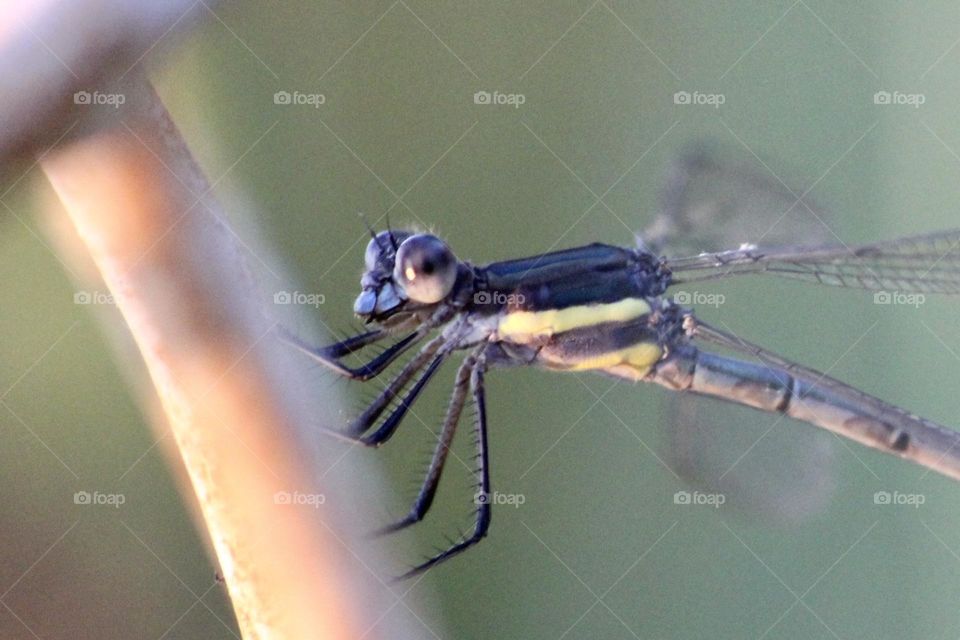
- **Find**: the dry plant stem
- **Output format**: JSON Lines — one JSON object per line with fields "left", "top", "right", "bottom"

{"left": 40, "top": 84, "right": 368, "bottom": 639}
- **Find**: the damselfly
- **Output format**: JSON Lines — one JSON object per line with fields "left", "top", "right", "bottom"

{"left": 283, "top": 150, "right": 960, "bottom": 579}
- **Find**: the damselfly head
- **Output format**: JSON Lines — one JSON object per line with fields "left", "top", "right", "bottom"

{"left": 354, "top": 230, "right": 459, "bottom": 324}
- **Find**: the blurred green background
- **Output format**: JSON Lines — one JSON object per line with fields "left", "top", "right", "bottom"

{"left": 4, "top": 1, "right": 960, "bottom": 638}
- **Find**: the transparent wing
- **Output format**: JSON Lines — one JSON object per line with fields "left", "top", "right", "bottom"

{"left": 663, "top": 392, "right": 837, "bottom": 524}
{"left": 666, "top": 229, "right": 960, "bottom": 293}
{"left": 650, "top": 145, "right": 837, "bottom": 521}
{"left": 641, "top": 144, "right": 832, "bottom": 255}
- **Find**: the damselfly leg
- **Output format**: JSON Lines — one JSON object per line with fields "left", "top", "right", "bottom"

{"left": 375, "top": 351, "right": 478, "bottom": 536}
{"left": 277, "top": 326, "right": 440, "bottom": 443}
{"left": 354, "top": 338, "right": 449, "bottom": 445}
{"left": 285, "top": 321, "right": 494, "bottom": 579}
{"left": 278, "top": 325, "right": 422, "bottom": 381}
{"left": 394, "top": 354, "right": 491, "bottom": 581}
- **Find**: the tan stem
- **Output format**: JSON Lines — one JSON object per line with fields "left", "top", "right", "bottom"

{"left": 40, "top": 80, "right": 376, "bottom": 640}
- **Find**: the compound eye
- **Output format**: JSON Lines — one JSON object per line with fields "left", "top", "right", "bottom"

{"left": 393, "top": 234, "right": 457, "bottom": 303}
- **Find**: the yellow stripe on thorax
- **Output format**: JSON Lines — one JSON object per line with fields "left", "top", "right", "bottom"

{"left": 497, "top": 297, "right": 652, "bottom": 341}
